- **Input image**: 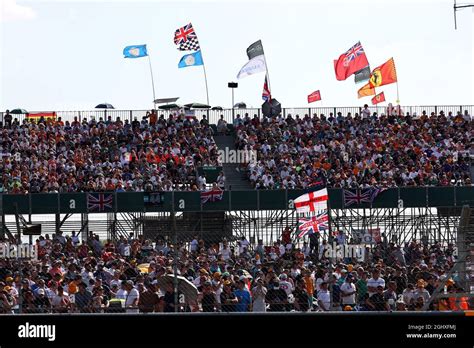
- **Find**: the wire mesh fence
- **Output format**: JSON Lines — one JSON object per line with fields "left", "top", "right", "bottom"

{"left": 1, "top": 105, "right": 472, "bottom": 126}
{"left": 0, "top": 217, "right": 472, "bottom": 314}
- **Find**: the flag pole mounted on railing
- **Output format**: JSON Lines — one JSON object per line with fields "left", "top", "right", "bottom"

{"left": 147, "top": 54, "right": 157, "bottom": 108}
{"left": 123, "top": 44, "right": 156, "bottom": 109}
{"left": 200, "top": 52, "right": 210, "bottom": 105}
{"left": 259, "top": 40, "right": 271, "bottom": 92}
{"left": 174, "top": 23, "right": 209, "bottom": 105}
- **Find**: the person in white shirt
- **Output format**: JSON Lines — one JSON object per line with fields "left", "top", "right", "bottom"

{"left": 190, "top": 236, "right": 199, "bottom": 253}
{"left": 115, "top": 281, "right": 128, "bottom": 300}
{"left": 52, "top": 286, "right": 70, "bottom": 312}
{"left": 197, "top": 174, "right": 207, "bottom": 190}
{"left": 402, "top": 284, "right": 415, "bottom": 305}
{"left": 219, "top": 243, "right": 231, "bottom": 261}
{"left": 124, "top": 281, "right": 139, "bottom": 313}
{"left": 278, "top": 274, "right": 293, "bottom": 297}
{"left": 340, "top": 275, "right": 357, "bottom": 306}
{"left": 71, "top": 231, "right": 80, "bottom": 246}
{"left": 278, "top": 243, "right": 286, "bottom": 257}
{"left": 238, "top": 237, "right": 250, "bottom": 255}
{"left": 301, "top": 242, "right": 311, "bottom": 258}
{"left": 362, "top": 104, "right": 371, "bottom": 118}
{"left": 317, "top": 282, "right": 331, "bottom": 311}
{"left": 367, "top": 269, "right": 385, "bottom": 297}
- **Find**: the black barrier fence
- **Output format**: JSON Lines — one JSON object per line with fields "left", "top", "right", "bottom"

{"left": 1, "top": 105, "right": 473, "bottom": 125}
{"left": 1, "top": 187, "right": 473, "bottom": 215}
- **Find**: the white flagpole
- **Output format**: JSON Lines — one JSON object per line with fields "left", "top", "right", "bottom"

{"left": 194, "top": 25, "right": 210, "bottom": 105}
{"left": 147, "top": 54, "right": 157, "bottom": 108}
{"left": 201, "top": 61, "right": 210, "bottom": 105}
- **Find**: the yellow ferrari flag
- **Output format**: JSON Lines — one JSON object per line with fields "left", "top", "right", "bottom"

{"left": 357, "top": 82, "right": 375, "bottom": 98}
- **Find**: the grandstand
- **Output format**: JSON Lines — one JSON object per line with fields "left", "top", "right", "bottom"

{"left": 0, "top": 105, "right": 472, "bottom": 314}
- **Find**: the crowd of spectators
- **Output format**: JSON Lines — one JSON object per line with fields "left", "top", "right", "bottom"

{"left": 234, "top": 108, "right": 472, "bottom": 189}
{"left": 0, "top": 230, "right": 470, "bottom": 313}
{"left": 1, "top": 107, "right": 472, "bottom": 193}
{"left": 0, "top": 110, "right": 219, "bottom": 194}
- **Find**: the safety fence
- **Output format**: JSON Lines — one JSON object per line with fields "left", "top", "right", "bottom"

{"left": 1, "top": 105, "right": 472, "bottom": 125}
{"left": 1, "top": 187, "right": 473, "bottom": 215}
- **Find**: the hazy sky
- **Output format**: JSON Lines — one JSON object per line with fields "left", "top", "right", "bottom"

{"left": 1, "top": 0, "right": 473, "bottom": 111}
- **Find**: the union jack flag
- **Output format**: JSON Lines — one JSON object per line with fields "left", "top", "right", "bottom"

{"left": 343, "top": 189, "right": 371, "bottom": 207}
{"left": 262, "top": 75, "right": 271, "bottom": 102}
{"left": 174, "top": 23, "right": 200, "bottom": 51}
{"left": 201, "top": 188, "right": 224, "bottom": 204}
{"left": 343, "top": 41, "right": 365, "bottom": 65}
{"left": 87, "top": 193, "right": 113, "bottom": 212}
{"left": 297, "top": 211, "right": 329, "bottom": 238}
{"left": 343, "top": 187, "right": 387, "bottom": 207}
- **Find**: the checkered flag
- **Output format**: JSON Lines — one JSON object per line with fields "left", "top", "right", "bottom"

{"left": 174, "top": 23, "right": 200, "bottom": 51}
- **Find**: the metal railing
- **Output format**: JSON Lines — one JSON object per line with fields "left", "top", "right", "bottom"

{"left": 1, "top": 105, "right": 472, "bottom": 125}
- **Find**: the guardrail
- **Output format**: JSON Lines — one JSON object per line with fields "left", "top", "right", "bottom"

{"left": 1, "top": 187, "right": 473, "bottom": 214}
{"left": 1, "top": 105, "right": 472, "bottom": 125}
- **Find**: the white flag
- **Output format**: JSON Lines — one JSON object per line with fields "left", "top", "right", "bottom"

{"left": 294, "top": 188, "right": 328, "bottom": 213}
{"left": 237, "top": 55, "right": 266, "bottom": 79}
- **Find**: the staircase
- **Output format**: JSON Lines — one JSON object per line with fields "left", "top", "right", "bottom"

{"left": 142, "top": 212, "right": 232, "bottom": 244}
{"left": 213, "top": 134, "right": 253, "bottom": 191}
{"left": 457, "top": 206, "right": 474, "bottom": 295}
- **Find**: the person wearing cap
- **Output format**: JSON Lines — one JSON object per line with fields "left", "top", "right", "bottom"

{"left": 124, "top": 280, "right": 139, "bottom": 313}
{"left": 73, "top": 282, "right": 92, "bottom": 313}
{"left": 199, "top": 280, "right": 217, "bottom": 312}
{"left": 341, "top": 275, "right": 356, "bottom": 308}
{"left": 265, "top": 279, "right": 287, "bottom": 312}
{"left": 33, "top": 288, "right": 51, "bottom": 313}
{"left": 220, "top": 280, "right": 238, "bottom": 312}
{"left": 278, "top": 273, "right": 293, "bottom": 297}
{"left": 413, "top": 279, "right": 430, "bottom": 303}
{"left": 395, "top": 298, "right": 407, "bottom": 311}
{"left": 0, "top": 281, "right": 16, "bottom": 314}
{"left": 5, "top": 276, "right": 18, "bottom": 300}
{"left": 366, "top": 285, "right": 389, "bottom": 311}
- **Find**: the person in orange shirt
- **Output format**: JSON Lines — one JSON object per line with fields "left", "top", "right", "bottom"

{"left": 303, "top": 269, "right": 315, "bottom": 302}
{"left": 146, "top": 109, "right": 157, "bottom": 126}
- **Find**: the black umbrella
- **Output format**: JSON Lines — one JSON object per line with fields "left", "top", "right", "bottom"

{"left": 211, "top": 106, "right": 223, "bottom": 110}
{"left": 158, "top": 103, "right": 182, "bottom": 110}
{"left": 184, "top": 103, "right": 211, "bottom": 109}
{"left": 234, "top": 102, "right": 247, "bottom": 109}
{"left": 262, "top": 98, "right": 281, "bottom": 117}
{"left": 10, "top": 108, "right": 28, "bottom": 114}
{"left": 95, "top": 103, "right": 115, "bottom": 109}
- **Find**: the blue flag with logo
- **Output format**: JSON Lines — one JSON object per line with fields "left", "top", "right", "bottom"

{"left": 178, "top": 50, "right": 203, "bottom": 68}
{"left": 123, "top": 45, "right": 148, "bottom": 58}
